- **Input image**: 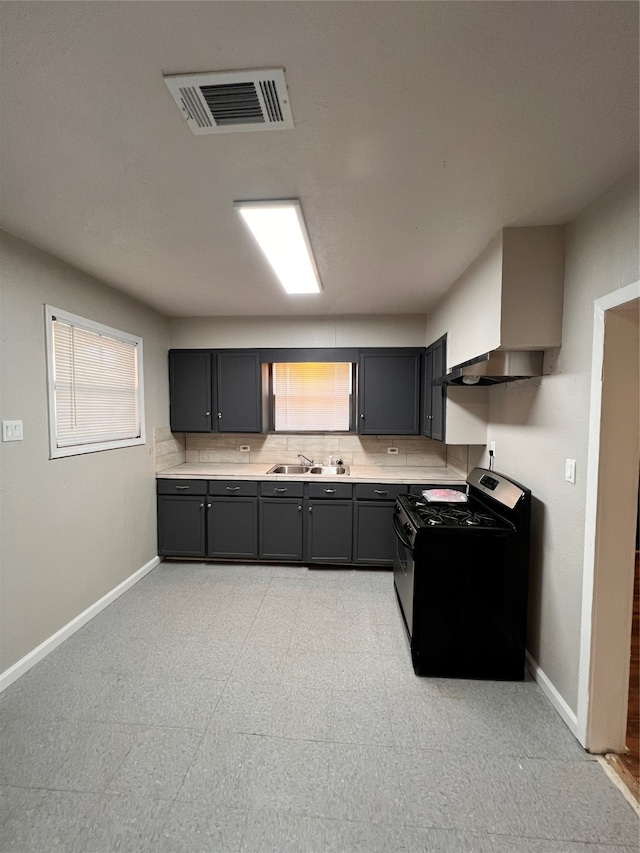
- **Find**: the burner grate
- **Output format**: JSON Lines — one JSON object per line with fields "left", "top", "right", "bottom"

{"left": 406, "top": 495, "right": 508, "bottom": 530}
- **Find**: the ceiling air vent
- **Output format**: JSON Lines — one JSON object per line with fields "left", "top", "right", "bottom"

{"left": 163, "top": 68, "right": 294, "bottom": 135}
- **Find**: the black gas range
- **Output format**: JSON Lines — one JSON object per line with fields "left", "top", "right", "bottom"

{"left": 393, "top": 467, "right": 532, "bottom": 680}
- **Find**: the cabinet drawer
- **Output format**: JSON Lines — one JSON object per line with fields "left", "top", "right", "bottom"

{"left": 157, "top": 479, "right": 207, "bottom": 495}
{"left": 353, "top": 483, "right": 403, "bottom": 502}
{"left": 260, "top": 482, "right": 304, "bottom": 498}
{"left": 208, "top": 480, "right": 258, "bottom": 497}
{"left": 308, "top": 482, "right": 353, "bottom": 500}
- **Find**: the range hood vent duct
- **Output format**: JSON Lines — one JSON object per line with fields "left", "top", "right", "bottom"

{"left": 434, "top": 350, "right": 544, "bottom": 386}
{"left": 163, "top": 68, "right": 294, "bottom": 135}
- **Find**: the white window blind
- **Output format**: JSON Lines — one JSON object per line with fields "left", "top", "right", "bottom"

{"left": 273, "top": 362, "right": 351, "bottom": 431}
{"left": 46, "top": 307, "right": 145, "bottom": 457}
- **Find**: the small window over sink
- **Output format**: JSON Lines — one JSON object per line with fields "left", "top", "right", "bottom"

{"left": 272, "top": 362, "right": 353, "bottom": 432}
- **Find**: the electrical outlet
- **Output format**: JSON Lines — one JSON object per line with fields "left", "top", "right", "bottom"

{"left": 387, "top": 447, "right": 399, "bottom": 454}
{"left": 2, "top": 420, "right": 23, "bottom": 442}
{"left": 565, "top": 458, "right": 576, "bottom": 484}
{"left": 240, "top": 445, "right": 250, "bottom": 452}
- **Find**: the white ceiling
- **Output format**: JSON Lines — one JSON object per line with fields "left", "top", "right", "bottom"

{"left": 1, "top": 2, "right": 637, "bottom": 318}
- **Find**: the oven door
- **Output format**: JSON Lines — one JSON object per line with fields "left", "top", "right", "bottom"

{"left": 393, "top": 510, "right": 415, "bottom": 637}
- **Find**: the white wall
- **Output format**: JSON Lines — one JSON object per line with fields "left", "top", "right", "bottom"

{"left": 0, "top": 232, "right": 170, "bottom": 672}
{"left": 486, "top": 174, "right": 639, "bottom": 712}
{"left": 170, "top": 314, "right": 427, "bottom": 349}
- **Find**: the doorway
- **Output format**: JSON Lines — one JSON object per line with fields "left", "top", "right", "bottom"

{"left": 577, "top": 282, "right": 639, "bottom": 759}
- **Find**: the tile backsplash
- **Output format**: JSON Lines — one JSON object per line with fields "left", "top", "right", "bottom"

{"left": 155, "top": 428, "right": 476, "bottom": 473}
{"left": 183, "top": 433, "right": 448, "bottom": 468}
{"left": 154, "top": 427, "right": 185, "bottom": 472}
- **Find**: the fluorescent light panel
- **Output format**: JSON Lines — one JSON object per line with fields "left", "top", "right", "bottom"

{"left": 235, "top": 200, "right": 322, "bottom": 294}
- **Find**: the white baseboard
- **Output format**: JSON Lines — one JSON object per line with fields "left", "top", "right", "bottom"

{"left": 525, "top": 649, "right": 579, "bottom": 739}
{"left": 0, "top": 555, "right": 161, "bottom": 693}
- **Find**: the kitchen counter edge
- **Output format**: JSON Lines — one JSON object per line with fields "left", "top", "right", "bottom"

{"left": 156, "top": 464, "right": 466, "bottom": 485}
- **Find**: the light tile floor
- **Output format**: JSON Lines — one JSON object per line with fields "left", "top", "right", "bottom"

{"left": 1, "top": 563, "right": 638, "bottom": 853}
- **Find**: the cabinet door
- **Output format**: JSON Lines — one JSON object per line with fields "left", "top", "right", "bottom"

{"left": 430, "top": 336, "right": 446, "bottom": 442}
{"left": 358, "top": 351, "right": 421, "bottom": 435}
{"left": 207, "top": 498, "right": 258, "bottom": 559}
{"left": 422, "top": 347, "right": 434, "bottom": 438}
{"left": 353, "top": 501, "right": 397, "bottom": 566}
{"left": 169, "top": 351, "right": 212, "bottom": 433}
{"left": 307, "top": 500, "right": 352, "bottom": 563}
{"left": 259, "top": 499, "right": 304, "bottom": 561}
{"left": 422, "top": 336, "right": 446, "bottom": 442}
{"left": 216, "top": 351, "right": 262, "bottom": 433}
{"left": 157, "top": 495, "right": 205, "bottom": 557}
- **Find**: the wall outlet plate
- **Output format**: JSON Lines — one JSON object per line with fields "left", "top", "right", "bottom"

{"left": 2, "top": 420, "right": 23, "bottom": 442}
{"left": 240, "top": 445, "right": 250, "bottom": 452}
{"left": 387, "top": 446, "right": 399, "bottom": 454}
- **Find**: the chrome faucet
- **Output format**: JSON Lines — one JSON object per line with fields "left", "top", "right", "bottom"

{"left": 297, "top": 453, "right": 314, "bottom": 465}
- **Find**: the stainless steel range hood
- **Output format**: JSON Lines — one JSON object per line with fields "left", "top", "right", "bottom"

{"left": 434, "top": 350, "right": 544, "bottom": 386}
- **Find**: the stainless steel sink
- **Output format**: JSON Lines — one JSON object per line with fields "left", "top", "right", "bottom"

{"left": 266, "top": 463, "right": 350, "bottom": 476}
{"left": 266, "top": 464, "right": 311, "bottom": 474}
{"left": 309, "top": 465, "right": 349, "bottom": 475}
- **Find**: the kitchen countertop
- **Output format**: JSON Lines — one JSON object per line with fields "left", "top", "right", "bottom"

{"left": 156, "top": 462, "right": 466, "bottom": 485}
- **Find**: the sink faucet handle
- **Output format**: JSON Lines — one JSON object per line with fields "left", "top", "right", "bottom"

{"left": 297, "top": 453, "right": 314, "bottom": 465}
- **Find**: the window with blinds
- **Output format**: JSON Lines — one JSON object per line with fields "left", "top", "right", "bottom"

{"left": 273, "top": 362, "right": 352, "bottom": 431}
{"left": 45, "top": 306, "right": 145, "bottom": 458}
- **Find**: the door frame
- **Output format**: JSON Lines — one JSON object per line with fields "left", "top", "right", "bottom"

{"left": 577, "top": 280, "right": 639, "bottom": 752}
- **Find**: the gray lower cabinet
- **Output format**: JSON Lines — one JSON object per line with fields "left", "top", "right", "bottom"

{"left": 307, "top": 483, "right": 353, "bottom": 563}
{"left": 258, "top": 482, "right": 304, "bottom": 561}
{"left": 157, "top": 494, "right": 206, "bottom": 557}
{"left": 207, "top": 480, "right": 258, "bottom": 559}
{"left": 207, "top": 497, "right": 257, "bottom": 559}
{"left": 158, "top": 478, "right": 404, "bottom": 566}
{"left": 353, "top": 483, "right": 403, "bottom": 566}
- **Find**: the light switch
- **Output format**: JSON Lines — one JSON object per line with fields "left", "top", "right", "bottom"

{"left": 2, "top": 420, "right": 23, "bottom": 442}
{"left": 565, "top": 458, "right": 576, "bottom": 484}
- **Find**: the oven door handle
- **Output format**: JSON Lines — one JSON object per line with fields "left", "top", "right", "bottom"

{"left": 393, "top": 514, "right": 414, "bottom": 551}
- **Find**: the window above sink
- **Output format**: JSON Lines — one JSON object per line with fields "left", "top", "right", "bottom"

{"left": 272, "top": 362, "right": 353, "bottom": 432}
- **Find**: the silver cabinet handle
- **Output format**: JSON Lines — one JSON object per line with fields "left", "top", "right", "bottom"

{"left": 360, "top": 413, "right": 365, "bottom": 419}
{"left": 205, "top": 411, "right": 211, "bottom": 416}
{"left": 199, "top": 502, "right": 205, "bottom": 509}
{"left": 206, "top": 503, "right": 211, "bottom": 509}
{"left": 426, "top": 415, "right": 433, "bottom": 419}
{"left": 298, "top": 505, "right": 302, "bottom": 511}
{"left": 374, "top": 489, "right": 388, "bottom": 495}
{"left": 308, "top": 506, "right": 313, "bottom": 513}
{"left": 324, "top": 489, "right": 336, "bottom": 494}
{"left": 217, "top": 412, "right": 222, "bottom": 419}
{"left": 226, "top": 486, "right": 240, "bottom": 491}
{"left": 275, "top": 488, "right": 287, "bottom": 493}
{"left": 176, "top": 485, "right": 190, "bottom": 490}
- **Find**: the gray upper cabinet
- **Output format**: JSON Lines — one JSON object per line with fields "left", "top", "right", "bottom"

{"left": 169, "top": 350, "right": 262, "bottom": 433}
{"left": 357, "top": 350, "right": 422, "bottom": 435}
{"left": 423, "top": 335, "right": 446, "bottom": 442}
{"left": 216, "top": 351, "right": 262, "bottom": 432}
{"left": 169, "top": 351, "right": 212, "bottom": 433}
